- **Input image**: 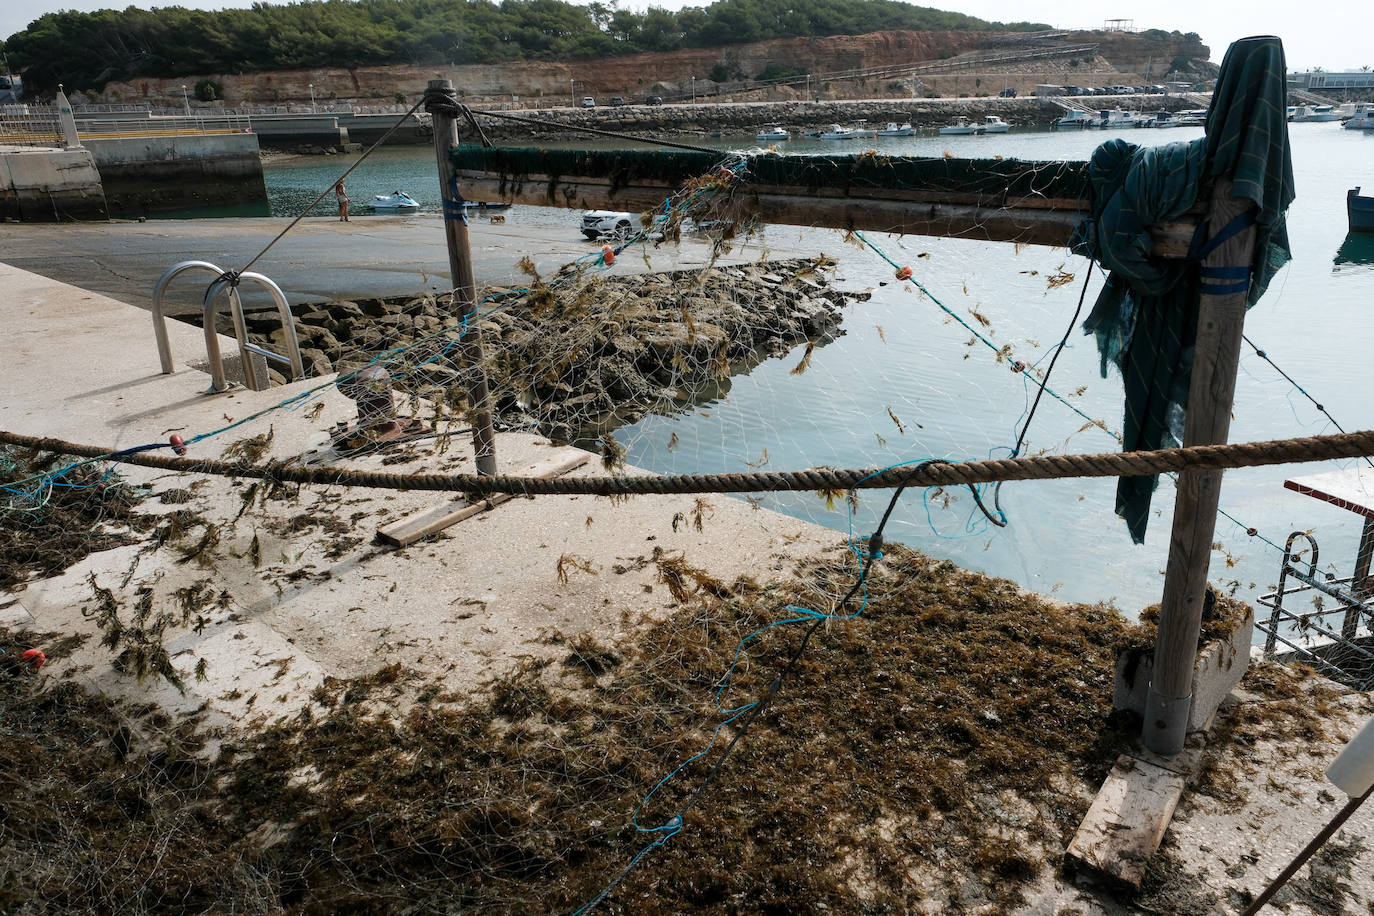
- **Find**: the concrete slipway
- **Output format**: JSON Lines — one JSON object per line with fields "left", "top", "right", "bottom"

{"left": 2, "top": 229, "right": 1374, "bottom": 913}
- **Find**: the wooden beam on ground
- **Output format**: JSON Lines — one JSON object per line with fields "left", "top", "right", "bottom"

{"left": 376, "top": 451, "right": 590, "bottom": 547}
{"left": 455, "top": 172, "right": 1200, "bottom": 254}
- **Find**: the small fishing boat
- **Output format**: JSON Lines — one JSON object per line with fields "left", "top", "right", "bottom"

{"left": 938, "top": 116, "right": 983, "bottom": 135}
{"left": 978, "top": 115, "right": 1011, "bottom": 133}
{"left": 875, "top": 122, "right": 913, "bottom": 137}
{"left": 369, "top": 191, "right": 420, "bottom": 211}
{"left": 1349, "top": 188, "right": 1374, "bottom": 233}
{"left": 755, "top": 125, "right": 789, "bottom": 142}
{"left": 1142, "top": 111, "right": 1186, "bottom": 128}
{"left": 1175, "top": 109, "right": 1208, "bottom": 126}
{"left": 1098, "top": 109, "right": 1140, "bottom": 129}
{"left": 818, "top": 123, "right": 868, "bottom": 140}
{"left": 1051, "top": 109, "right": 1095, "bottom": 130}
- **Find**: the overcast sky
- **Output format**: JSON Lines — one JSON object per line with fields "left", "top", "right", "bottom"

{"left": 1, "top": 0, "right": 1366, "bottom": 74}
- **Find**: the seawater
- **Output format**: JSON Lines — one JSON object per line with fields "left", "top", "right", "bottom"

{"left": 263, "top": 124, "right": 1374, "bottom": 614}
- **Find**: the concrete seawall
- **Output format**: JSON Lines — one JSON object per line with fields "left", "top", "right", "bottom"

{"left": 0, "top": 148, "right": 108, "bottom": 221}
{"left": 86, "top": 133, "right": 268, "bottom": 217}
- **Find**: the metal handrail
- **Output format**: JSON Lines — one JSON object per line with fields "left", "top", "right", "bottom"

{"left": 151, "top": 260, "right": 305, "bottom": 392}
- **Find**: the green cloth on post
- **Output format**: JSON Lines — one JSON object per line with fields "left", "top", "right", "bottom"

{"left": 1071, "top": 35, "right": 1294, "bottom": 543}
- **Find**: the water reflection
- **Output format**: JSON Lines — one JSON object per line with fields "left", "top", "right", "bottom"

{"left": 1333, "top": 232, "right": 1374, "bottom": 271}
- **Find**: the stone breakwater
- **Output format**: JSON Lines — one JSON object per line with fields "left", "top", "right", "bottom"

{"left": 235, "top": 257, "right": 864, "bottom": 441}
{"left": 461, "top": 95, "right": 1195, "bottom": 143}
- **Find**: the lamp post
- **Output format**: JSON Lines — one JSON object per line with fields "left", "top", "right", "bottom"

{"left": 309, "top": 83, "right": 316, "bottom": 113}
{"left": 691, "top": 75, "right": 696, "bottom": 103}
{"left": 570, "top": 78, "right": 575, "bottom": 107}
{"left": 181, "top": 84, "right": 190, "bottom": 115}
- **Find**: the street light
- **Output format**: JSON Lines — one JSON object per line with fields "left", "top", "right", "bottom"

{"left": 570, "top": 78, "right": 575, "bottom": 107}
{"left": 691, "top": 75, "right": 696, "bottom": 103}
{"left": 180, "top": 84, "right": 190, "bottom": 115}
{"left": 309, "top": 83, "right": 316, "bottom": 113}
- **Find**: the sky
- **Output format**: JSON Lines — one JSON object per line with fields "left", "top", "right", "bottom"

{"left": 0, "top": 0, "right": 1367, "bottom": 75}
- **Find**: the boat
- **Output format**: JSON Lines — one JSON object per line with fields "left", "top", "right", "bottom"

{"left": 1290, "top": 104, "right": 1343, "bottom": 122}
{"left": 1051, "top": 109, "right": 1095, "bottom": 130}
{"left": 938, "top": 117, "right": 984, "bottom": 135}
{"left": 1098, "top": 109, "right": 1140, "bottom": 129}
{"left": 369, "top": 191, "right": 420, "bottom": 211}
{"left": 1142, "top": 111, "right": 1186, "bottom": 128}
{"left": 1333, "top": 231, "right": 1374, "bottom": 268}
{"left": 1344, "top": 104, "right": 1374, "bottom": 130}
{"left": 978, "top": 115, "right": 1011, "bottom": 133}
{"left": 755, "top": 125, "right": 789, "bottom": 142}
{"left": 1175, "top": 109, "right": 1208, "bottom": 126}
{"left": 1349, "top": 188, "right": 1374, "bottom": 233}
{"left": 875, "top": 122, "right": 914, "bottom": 137}
{"left": 818, "top": 123, "right": 868, "bottom": 140}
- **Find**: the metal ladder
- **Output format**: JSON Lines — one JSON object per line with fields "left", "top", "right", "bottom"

{"left": 151, "top": 261, "right": 305, "bottom": 392}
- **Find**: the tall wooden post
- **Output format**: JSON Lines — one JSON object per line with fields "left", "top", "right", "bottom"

{"left": 425, "top": 79, "right": 497, "bottom": 476}
{"left": 1143, "top": 177, "right": 1257, "bottom": 754}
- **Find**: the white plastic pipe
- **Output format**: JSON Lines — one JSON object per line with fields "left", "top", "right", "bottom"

{"left": 1328, "top": 714, "right": 1374, "bottom": 797}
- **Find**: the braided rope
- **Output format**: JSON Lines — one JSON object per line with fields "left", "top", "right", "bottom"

{"left": 3, "top": 428, "right": 1372, "bottom": 498}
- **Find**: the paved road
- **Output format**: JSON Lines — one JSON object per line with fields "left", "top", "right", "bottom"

{"left": 0, "top": 213, "right": 797, "bottom": 315}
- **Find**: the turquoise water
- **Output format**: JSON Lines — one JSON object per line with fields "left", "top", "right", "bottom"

{"left": 263, "top": 123, "right": 1374, "bottom": 614}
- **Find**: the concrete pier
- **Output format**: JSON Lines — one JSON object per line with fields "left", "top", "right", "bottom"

{"left": 86, "top": 133, "right": 268, "bottom": 217}
{"left": 0, "top": 146, "right": 108, "bottom": 221}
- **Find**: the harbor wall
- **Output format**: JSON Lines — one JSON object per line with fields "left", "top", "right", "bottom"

{"left": 85, "top": 133, "right": 268, "bottom": 217}
{"left": 0, "top": 148, "right": 108, "bottom": 221}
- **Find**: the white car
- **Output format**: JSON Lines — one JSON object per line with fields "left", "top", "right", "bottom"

{"left": 580, "top": 210, "right": 636, "bottom": 240}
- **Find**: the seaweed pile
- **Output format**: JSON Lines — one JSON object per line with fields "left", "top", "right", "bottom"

{"left": 0, "top": 447, "right": 150, "bottom": 592}
{"left": 2, "top": 545, "right": 1143, "bottom": 913}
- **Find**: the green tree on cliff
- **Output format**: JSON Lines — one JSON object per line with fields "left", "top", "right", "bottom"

{"left": 4, "top": 0, "right": 1048, "bottom": 95}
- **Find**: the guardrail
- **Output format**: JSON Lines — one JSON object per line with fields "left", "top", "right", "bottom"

{"left": 0, "top": 109, "right": 62, "bottom": 148}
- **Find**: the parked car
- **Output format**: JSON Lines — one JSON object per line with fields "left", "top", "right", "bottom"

{"left": 998, "top": 87, "right": 1017, "bottom": 97}
{"left": 580, "top": 210, "right": 636, "bottom": 240}
{"left": 647, "top": 96, "right": 663, "bottom": 105}
{"left": 610, "top": 96, "right": 625, "bottom": 106}
{"left": 580, "top": 96, "right": 596, "bottom": 108}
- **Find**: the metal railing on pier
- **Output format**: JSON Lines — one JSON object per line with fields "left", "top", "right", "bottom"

{"left": 0, "top": 107, "right": 62, "bottom": 148}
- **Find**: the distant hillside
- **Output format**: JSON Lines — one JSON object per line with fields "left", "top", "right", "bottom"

{"left": 2, "top": 0, "right": 1050, "bottom": 95}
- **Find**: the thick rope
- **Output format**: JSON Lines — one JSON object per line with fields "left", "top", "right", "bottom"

{"left": 3, "top": 428, "right": 1373, "bottom": 498}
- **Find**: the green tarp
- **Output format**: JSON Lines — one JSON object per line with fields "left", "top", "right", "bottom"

{"left": 1071, "top": 35, "right": 1294, "bottom": 543}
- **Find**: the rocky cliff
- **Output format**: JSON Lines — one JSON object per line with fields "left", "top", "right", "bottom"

{"left": 95, "top": 28, "right": 1210, "bottom": 108}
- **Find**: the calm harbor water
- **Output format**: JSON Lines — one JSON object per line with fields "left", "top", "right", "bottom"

{"left": 263, "top": 122, "right": 1374, "bottom": 616}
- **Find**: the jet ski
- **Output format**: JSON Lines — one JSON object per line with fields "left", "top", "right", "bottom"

{"left": 369, "top": 191, "right": 420, "bottom": 211}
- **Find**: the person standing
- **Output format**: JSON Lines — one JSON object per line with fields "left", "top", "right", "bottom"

{"left": 335, "top": 180, "right": 350, "bottom": 221}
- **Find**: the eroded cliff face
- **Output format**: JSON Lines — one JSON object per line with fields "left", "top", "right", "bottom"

{"left": 95, "top": 28, "right": 1208, "bottom": 107}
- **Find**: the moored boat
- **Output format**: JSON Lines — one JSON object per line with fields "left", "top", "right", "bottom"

{"left": 875, "top": 122, "right": 913, "bottom": 137}
{"left": 978, "top": 115, "right": 1011, "bottom": 133}
{"left": 938, "top": 116, "right": 983, "bottom": 135}
{"left": 1345, "top": 105, "right": 1374, "bottom": 130}
{"left": 1349, "top": 188, "right": 1374, "bottom": 232}
{"left": 1051, "top": 109, "right": 1095, "bottom": 130}
{"left": 1291, "top": 104, "right": 1343, "bottom": 122}
{"left": 755, "top": 125, "right": 789, "bottom": 142}
{"left": 818, "top": 123, "right": 867, "bottom": 140}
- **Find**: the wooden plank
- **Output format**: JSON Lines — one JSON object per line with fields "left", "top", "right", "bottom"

{"left": 376, "top": 452, "right": 590, "bottom": 547}
{"left": 456, "top": 173, "right": 1199, "bottom": 254}
{"left": 1067, "top": 753, "right": 1186, "bottom": 888}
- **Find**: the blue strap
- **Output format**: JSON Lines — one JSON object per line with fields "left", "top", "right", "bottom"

{"left": 1185, "top": 209, "right": 1257, "bottom": 262}
{"left": 1199, "top": 264, "right": 1252, "bottom": 295}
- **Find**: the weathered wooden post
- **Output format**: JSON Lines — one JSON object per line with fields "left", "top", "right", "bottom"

{"left": 424, "top": 78, "right": 497, "bottom": 476}
{"left": 1142, "top": 176, "right": 1257, "bottom": 755}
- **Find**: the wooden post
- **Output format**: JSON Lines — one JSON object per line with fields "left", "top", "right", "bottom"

{"left": 1143, "top": 177, "right": 1257, "bottom": 755}
{"left": 425, "top": 79, "right": 497, "bottom": 476}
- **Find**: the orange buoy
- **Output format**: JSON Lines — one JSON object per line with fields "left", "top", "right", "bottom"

{"left": 22, "top": 649, "right": 46, "bottom": 669}
{"left": 601, "top": 244, "right": 616, "bottom": 265}
{"left": 169, "top": 433, "right": 187, "bottom": 455}
{"left": 895, "top": 265, "right": 913, "bottom": 281}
